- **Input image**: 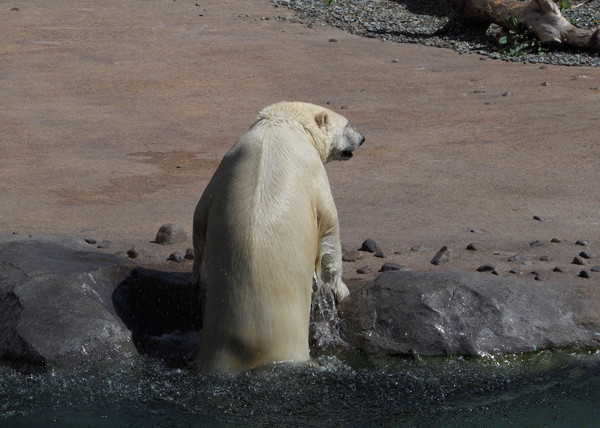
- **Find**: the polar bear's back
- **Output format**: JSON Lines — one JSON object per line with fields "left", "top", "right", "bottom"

{"left": 207, "top": 118, "right": 325, "bottom": 267}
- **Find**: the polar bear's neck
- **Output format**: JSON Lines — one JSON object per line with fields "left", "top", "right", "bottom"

{"left": 256, "top": 103, "right": 329, "bottom": 163}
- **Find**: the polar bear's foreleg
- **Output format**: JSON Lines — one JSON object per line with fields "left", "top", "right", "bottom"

{"left": 318, "top": 222, "right": 350, "bottom": 303}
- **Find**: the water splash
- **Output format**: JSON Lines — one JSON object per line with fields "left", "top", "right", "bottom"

{"left": 309, "top": 274, "right": 346, "bottom": 350}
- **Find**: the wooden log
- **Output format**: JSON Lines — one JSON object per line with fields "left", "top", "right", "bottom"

{"left": 448, "top": 0, "right": 600, "bottom": 51}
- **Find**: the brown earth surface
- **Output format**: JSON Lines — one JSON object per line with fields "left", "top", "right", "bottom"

{"left": 2, "top": 0, "right": 599, "bottom": 291}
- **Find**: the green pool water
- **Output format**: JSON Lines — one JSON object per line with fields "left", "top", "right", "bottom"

{"left": 2, "top": 349, "right": 599, "bottom": 427}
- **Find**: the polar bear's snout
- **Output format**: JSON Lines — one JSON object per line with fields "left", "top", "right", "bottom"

{"left": 339, "top": 125, "right": 365, "bottom": 160}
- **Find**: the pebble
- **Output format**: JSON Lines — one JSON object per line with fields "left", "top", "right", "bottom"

{"left": 85, "top": 238, "right": 97, "bottom": 245}
{"left": 359, "top": 238, "right": 381, "bottom": 253}
{"left": 379, "top": 263, "right": 403, "bottom": 272}
{"left": 470, "top": 229, "right": 485, "bottom": 234}
{"left": 509, "top": 268, "right": 520, "bottom": 274}
{"left": 533, "top": 215, "right": 549, "bottom": 222}
{"left": 97, "top": 240, "right": 112, "bottom": 249}
{"left": 529, "top": 240, "right": 543, "bottom": 248}
{"left": 374, "top": 250, "right": 386, "bottom": 258}
{"left": 411, "top": 243, "right": 429, "bottom": 252}
{"left": 572, "top": 256, "right": 586, "bottom": 265}
{"left": 502, "top": 91, "right": 512, "bottom": 97}
{"left": 184, "top": 248, "right": 195, "bottom": 260}
{"left": 126, "top": 247, "right": 139, "bottom": 259}
{"left": 591, "top": 266, "right": 600, "bottom": 272}
{"left": 553, "top": 266, "right": 566, "bottom": 273}
{"left": 155, "top": 223, "right": 187, "bottom": 245}
{"left": 508, "top": 254, "right": 526, "bottom": 263}
{"left": 343, "top": 250, "right": 363, "bottom": 262}
{"left": 356, "top": 265, "right": 373, "bottom": 274}
{"left": 551, "top": 238, "right": 561, "bottom": 243}
{"left": 539, "top": 255, "right": 551, "bottom": 262}
{"left": 579, "top": 270, "right": 592, "bottom": 279}
{"left": 466, "top": 242, "right": 484, "bottom": 251}
{"left": 477, "top": 264, "right": 495, "bottom": 272}
{"left": 576, "top": 240, "right": 590, "bottom": 246}
{"left": 431, "top": 246, "right": 452, "bottom": 266}
{"left": 534, "top": 272, "right": 549, "bottom": 281}
{"left": 276, "top": 0, "right": 600, "bottom": 66}
{"left": 168, "top": 252, "right": 184, "bottom": 263}
{"left": 579, "top": 251, "right": 598, "bottom": 259}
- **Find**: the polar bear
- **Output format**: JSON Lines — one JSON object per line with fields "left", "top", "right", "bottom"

{"left": 192, "top": 101, "right": 364, "bottom": 373}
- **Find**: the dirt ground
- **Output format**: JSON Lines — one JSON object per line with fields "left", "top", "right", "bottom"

{"left": 2, "top": 0, "right": 599, "bottom": 290}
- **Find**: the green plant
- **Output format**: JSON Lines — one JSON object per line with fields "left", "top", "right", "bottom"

{"left": 554, "top": 0, "right": 580, "bottom": 26}
{"left": 497, "top": 16, "right": 548, "bottom": 56}
{"left": 555, "top": 0, "right": 571, "bottom": 12}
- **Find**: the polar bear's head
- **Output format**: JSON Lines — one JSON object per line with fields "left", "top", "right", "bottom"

{"left": 257, "top": 102, "right": 365, "bottom": 163}
{"left": 314, "top": 109, "right": 365, "bottom": 162}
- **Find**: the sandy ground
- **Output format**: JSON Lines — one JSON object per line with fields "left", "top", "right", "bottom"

{"left": 2, "top": 0, "right": 599, "bottom": 291}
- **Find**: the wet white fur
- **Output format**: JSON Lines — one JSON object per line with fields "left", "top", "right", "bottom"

{"left": 192, "top": 102, "right": 364, "bottom": 373}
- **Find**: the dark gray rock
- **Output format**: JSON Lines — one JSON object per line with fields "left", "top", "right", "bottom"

{"left": 580, "top": 251, "right": 598, "bottom": 259}
{"left": 374, "top": 250, "right": 386, "bottom": 258}
{"left": 359, "top": 238, "right": 380, "bottom": 253}
{"left": 466, "top": 243, "right": 484, "bottom": 251}
{"left": 533, "top": 271, "right": 550, "bottom": 281}
{"left": 508, "top": 253, "right": 527, "bottom": 264}
{"left": 154, "top": 223, "right": 187, "bottom": 245}
{"left": 127, "top": 247, "right": 140, "bottom": 259}
{"left": 339, "top": 270, "right": 600, "bottom": 356}
{"left": 576, "top": 240, "right": 590, "bottom": 246}
{"left": 356, "top": 265, "right": 373, "bottom": 275}
{"left": 533, "top": 215, "right": 549, "bottom": 222}
{"left": 184, "top": 248, "right": 195, "bottom": 260}
{"left": 477, "top": 264, "right": 495, "bottom": 272}
{"left": 0, "top": 234, "right": 203, "bottom": 366}
{"left": 592, "top": 266, "right": 600, "bottom": 273}
{"left": 0, "top": 235, "right": 137, "bottom": 365}
{"left": 168, "top": 252, "right": 183, "bottom": 263}
{"left": 97, "top": 240, "right": 112, "bottom": 249}
{"left": 430, "top": 246, "right": 452, "bottom": 265}
{"left": 342, "top": 250, "right": 362, "bottom": 262}
{"left": 529, "top": 240, "right": 543, "bottom": 248}
{"left": 379, "top": 263, "right": 403, "bottom": 272}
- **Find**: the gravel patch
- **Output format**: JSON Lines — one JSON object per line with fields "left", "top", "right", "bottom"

{"left": 274, "top": 0, "right": 600, "bottom": 66}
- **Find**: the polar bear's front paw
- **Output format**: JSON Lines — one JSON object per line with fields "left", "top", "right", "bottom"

{"left": 333, "top": 279, "right": 350, "bottom": 303}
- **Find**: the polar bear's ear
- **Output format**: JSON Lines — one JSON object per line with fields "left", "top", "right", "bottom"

{"left": 315, "top": 111, "right": 329, "bottom": 129}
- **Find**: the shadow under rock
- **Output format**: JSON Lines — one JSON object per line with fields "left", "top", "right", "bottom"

{"left": 112, "top": 267, "right": 203, "bottom": 363}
